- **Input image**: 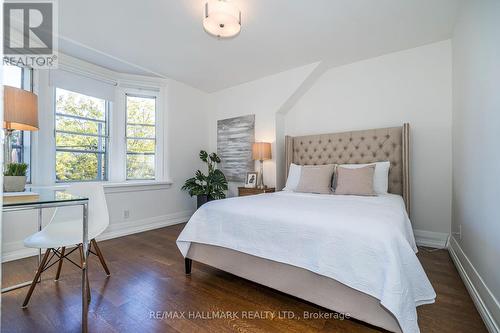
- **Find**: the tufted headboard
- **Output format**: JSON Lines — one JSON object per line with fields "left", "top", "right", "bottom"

{"left": 285, "top": 124, "right": 410, "bottom": 214}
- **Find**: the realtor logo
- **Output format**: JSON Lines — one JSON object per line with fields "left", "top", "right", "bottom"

{"left": 3, "top": 0, "right": 58, "bottom": 68}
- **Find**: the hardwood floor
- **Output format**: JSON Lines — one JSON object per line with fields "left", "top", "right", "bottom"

{"left": 1, "top": 224, "right": 487, "bottom": 333}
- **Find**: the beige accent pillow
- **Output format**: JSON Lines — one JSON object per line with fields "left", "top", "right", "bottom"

{"left": 295, "top": 164, "right": 336, "bottom": 194}
{"left": 335, "top": 165, "right": 376, "bottom": 196}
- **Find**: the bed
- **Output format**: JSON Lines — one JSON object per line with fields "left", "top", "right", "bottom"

{"left": 177, "top": 124, "right": 436, "bottom": 333}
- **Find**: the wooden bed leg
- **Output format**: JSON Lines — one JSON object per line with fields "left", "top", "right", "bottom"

{"left": 185, "top": 258, "right": 192, "bottom": 275}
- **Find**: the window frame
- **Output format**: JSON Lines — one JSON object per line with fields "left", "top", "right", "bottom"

{"left": 53, "top": 87, "right": 111, "bottom": 183}
{"left": 125, "top": 92, "right": 158, "bottom": 181}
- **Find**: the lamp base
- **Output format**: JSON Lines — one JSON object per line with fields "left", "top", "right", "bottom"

{"left": 257, "top": 160, "right": 266, "bottom": 189}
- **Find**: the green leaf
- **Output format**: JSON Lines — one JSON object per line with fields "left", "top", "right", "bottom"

{"left": 199, "top": 150, "right": 208, "bottom": 162}
{"left": 209, "top": 152, "right": 221, "bottom": 164}
{"left": 195, "top": 170, "right": 206, "bottom": 182}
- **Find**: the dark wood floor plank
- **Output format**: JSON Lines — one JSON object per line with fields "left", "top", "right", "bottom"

{"left": 1, "top": 223, "right": 487, "bottom": 333}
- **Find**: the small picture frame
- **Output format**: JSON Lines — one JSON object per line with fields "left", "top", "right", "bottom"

{"left": 245, "top": 172, "right": 258, "bottom": 188}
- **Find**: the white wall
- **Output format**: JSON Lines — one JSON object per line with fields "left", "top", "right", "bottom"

{"left": 206, "top": 41, "right": 452, "bottom": 241}
{"left": 450, "top": 1, "right": 500, "bottom": 331}
{"left": 286, "top": 41, "right": 453, "bottom": 237}
{"left": 208, "top": 63, "right": 318, "bottom": 196}
{"left": 2, "top": 57, "right": 209, "bottom": 262}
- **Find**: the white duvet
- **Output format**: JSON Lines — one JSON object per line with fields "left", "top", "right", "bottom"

{"left": 177, "top": 191, "right": 436, "bottom": 333}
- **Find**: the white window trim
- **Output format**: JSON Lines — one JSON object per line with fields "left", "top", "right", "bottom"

{"left": 124, "top": 89, "right": 162, "bottom": 181}
{"left": 29, "top": 63, "right": 168, "bottom": 188}
{"left": 53, "top": 87, "right": 111, "bottom": 182}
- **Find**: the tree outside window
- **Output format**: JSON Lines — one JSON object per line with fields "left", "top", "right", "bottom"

{"left": 55, "top": 88, "right": 109, "bottom": 181}
{"left": 126, "top": 95, "right": 156, "bottom": 180}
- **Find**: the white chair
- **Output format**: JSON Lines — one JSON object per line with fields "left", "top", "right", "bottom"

{"left": 22, "top": 183, "right": 111, "bottom": 308}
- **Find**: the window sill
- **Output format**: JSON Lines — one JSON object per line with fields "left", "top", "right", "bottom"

{"left": 28, "top": 180, "right": 173, "bottom": 194}
{"left": 103, "top": 180, "right": 173, "bottom": 193}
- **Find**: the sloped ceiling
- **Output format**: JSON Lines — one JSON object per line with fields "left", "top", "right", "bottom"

{"left": 58, "top": 0, "right": 458, "bottom": 92}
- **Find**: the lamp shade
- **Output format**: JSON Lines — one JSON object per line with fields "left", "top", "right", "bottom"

{"left": 252, "top": 142, "right": 271, "bottom": 161}
{"left": 3, "top": 85, "right": 39, "bottom": 131}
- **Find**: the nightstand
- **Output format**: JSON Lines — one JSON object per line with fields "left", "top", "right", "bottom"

{"left": 238, "top": 187, "right": 275, "bottom": 197}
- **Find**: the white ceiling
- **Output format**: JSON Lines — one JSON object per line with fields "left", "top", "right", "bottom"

{"left": 58, "top": 0, "right": 458, "bottom": 92}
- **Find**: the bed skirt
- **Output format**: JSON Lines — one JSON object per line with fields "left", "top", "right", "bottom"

{"left": 187, "top": 242, "right": 402, "bottom": 333}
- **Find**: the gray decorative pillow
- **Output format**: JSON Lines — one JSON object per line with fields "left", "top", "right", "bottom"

{"left": 334, "top": 165, "right": 376, "bottom": 196}
{"left": 295, "top": 164, "right": 336, "bottom": 194}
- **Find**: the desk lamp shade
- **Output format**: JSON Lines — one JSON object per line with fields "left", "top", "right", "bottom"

{"left": 4, "top": 85, "right": 39, "bottom": 131}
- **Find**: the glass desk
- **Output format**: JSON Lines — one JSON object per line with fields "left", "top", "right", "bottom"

{"left": 2, "top": 189, "right": 90, "bottom": 333}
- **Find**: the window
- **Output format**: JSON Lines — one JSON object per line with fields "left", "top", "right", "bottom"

{"left": 126, "top": 94, "right": 156, "bottom": 180}
{"left": 55, "top": 88, "right": 109, "bottom": 181}
{"left": 3, "top": 65, "right": 33, "bottom": 181}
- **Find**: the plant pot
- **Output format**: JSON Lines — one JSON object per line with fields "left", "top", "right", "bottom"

{"left": 196, "top": 195, "right": 214, "bottom": 209}
{"left": 4, "top": 175, "right": 27, "bottom": 192}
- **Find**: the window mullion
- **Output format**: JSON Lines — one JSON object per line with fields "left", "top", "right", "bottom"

{"left": 55, "top": 129, "right": 109, "bottom": 139}
{"left": 56, "top": 112, "right": 106, "bottom": 123}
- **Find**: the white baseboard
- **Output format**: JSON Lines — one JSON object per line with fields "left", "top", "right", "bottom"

{"left": 413, "top": 229, "right": 449, "bottom": 248}
{"left": 448, "top": 236, "right": 500, "bottom": 333}
{"left": 97, "top": 210, "right": 193, "bottom": 242}
{"left": 1, "top": 246, "right": 41, "bottom": 263}
{"left": 1, "top": 210, "right": 194, "bottom": 263}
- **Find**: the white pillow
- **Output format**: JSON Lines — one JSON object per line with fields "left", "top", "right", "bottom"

{"left": 337, "top": 161, "right": 390, "bottom": 194}
{"left": 283, "top": 163, "right": 302, "bottom": 191}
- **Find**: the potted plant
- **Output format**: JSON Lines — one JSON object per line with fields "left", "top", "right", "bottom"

{"left": 4, "top": 163, "right": 28, "bottom": 192}
{"left": 182, "top": 151, "right": 228, "bottom": 208}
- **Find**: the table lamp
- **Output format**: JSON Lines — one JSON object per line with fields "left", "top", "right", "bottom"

{"left": 3, "top": 85, "right": 39, "bottom": 165}
{"left": 252, "top": 142, "right": 271, "bottom": 189}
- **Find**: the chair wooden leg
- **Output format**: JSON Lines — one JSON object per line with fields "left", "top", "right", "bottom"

{"left": 54, "top": 247, "right": 66, "bottom": 281}
{"left": 22, "top": 249, "right": 52, "bottom": 308}
{"left": 78, "top": 244, "right": 83, "bottom": 267}
{"left": 91, "top": 239, "right": 110, "bottom": 276}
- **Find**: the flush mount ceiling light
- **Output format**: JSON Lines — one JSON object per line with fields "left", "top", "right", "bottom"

{"left": 203, "top": 0, "right": 241, "bottom": 39}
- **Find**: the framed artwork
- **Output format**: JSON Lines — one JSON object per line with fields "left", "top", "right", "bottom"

{"left": 245, "top": 172, "right": 258, "bottom": 188}
{"left": 217, "top": 115, "right": 255, "bottom": 182}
